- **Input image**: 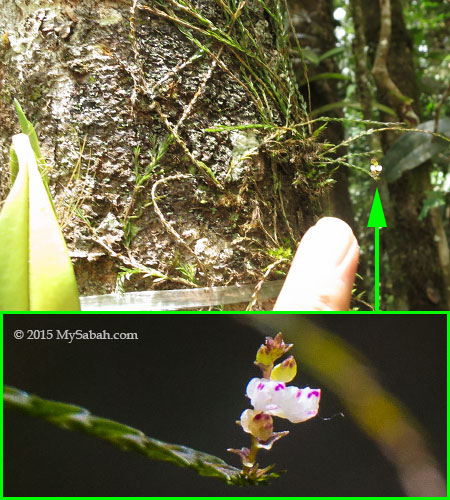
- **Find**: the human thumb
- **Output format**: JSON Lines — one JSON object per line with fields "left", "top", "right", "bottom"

{"left": 274, "top": 217, "right": 359, "bottom": 311}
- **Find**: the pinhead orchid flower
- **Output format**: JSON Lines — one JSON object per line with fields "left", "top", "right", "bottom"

{"left": 230, "top": 333, "right": 321, "bottom": 479}
{"left": 245, "top": 378, "right": 321, "bottom": 424}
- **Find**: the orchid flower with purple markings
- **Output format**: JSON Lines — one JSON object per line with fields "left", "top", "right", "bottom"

{"left": 246, "top": 378, "right": 321, "bottom": 424}
{"left": 229, "top": 333, "right": 321, "bottom": 479}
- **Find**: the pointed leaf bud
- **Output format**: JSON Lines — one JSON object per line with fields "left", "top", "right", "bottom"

{"left": 270, "top": 356, "right": 297, "bottom": 382}
{"left": 269, "top": 332, "right": 293, "bottom": 360}
{"left": 256, "top": 332, "right": 292, "bottom": 366}
{"left": 255, "top": 345, "right": 272, "bottom": 366}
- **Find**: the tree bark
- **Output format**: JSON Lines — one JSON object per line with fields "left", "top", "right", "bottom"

{"left": 289, "top": 0, "right": 356, "bottom": 231}
{"left": 0, "top": 0, "right": 325, "bottom": 301}
{"left": 289, "top": 0, "right": 374, "bottom": 308}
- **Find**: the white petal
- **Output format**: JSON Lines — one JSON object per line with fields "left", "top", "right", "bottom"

{"left": 277, "top": 387, "right": 321, "bottom": 423}
{"left": 246, "top": 378, "right": 286, "bottom": 412}
{"left": 239, "top": 409, "right": 257, "bottom": 434}
{"left": 245, "top": 378, "right": 321, "bottom": 423}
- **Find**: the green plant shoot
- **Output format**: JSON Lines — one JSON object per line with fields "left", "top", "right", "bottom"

{"left": 0, "top": 134, "right": 80, "bottom": 310}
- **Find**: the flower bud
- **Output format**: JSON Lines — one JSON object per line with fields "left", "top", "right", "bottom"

{"left": 270, "top": 355, "right": 297, "bottom": 382}
{"left": 256, "top": 333, "right": 292, "bottom": 367}
{"left": 255, "top": 345, "right": 272, "bottom": 366}
{"left": 240, "top": 409, "right": 273, "bottom": 441}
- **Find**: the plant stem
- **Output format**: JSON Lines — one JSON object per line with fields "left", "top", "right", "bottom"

{"left": 242, "top": 435, "right": 259, "bottom": 475}
{"left": 3, "top": 385, "right": 255, "bottom": 485}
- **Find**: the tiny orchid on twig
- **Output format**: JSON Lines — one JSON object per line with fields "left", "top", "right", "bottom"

{"left": 229, "top": 333, "right": 321, "bottom": 480}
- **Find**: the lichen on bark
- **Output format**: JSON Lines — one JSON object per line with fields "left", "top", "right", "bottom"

{"left": 0, "top": 0, "right": 329, "bottom": 302}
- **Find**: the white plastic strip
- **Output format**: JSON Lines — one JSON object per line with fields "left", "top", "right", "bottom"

{"left": 80, "top": 280, "right": 284, "bottom": 311}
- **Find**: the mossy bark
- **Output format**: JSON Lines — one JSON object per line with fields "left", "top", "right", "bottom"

{"left": 289, "top": 0, "right": 356, "bottom": 231}
{"left": 0, "top": 0, "right": 327, "bottom": 302}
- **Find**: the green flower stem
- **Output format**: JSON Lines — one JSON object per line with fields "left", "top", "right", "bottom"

{"left": 242, "top": 435, "right": 260, "bottom": 475}
{"left": 3, "top": 385, "right": 268, "bottom": 486}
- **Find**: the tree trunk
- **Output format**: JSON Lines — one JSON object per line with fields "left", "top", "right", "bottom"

{"left": 289, "top": 0, "right": 356, "bottom": 230}
{"left": 363, "top": 0, "right": 448, "bottom": 310}
{"left": 289, "top": 0, "right": 372, "bottom": 308}
{"left": 0, "top": 0, "right": 326, "bottom": 302}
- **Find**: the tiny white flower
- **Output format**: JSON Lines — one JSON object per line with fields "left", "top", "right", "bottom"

{"left": 273, "top": 385, "right": 321, "bottom": 423}
{"left": 239, "top": 409, "right": 273, "bottom": 441}
{"left": 370, "top": 164, "right": 382, "bottom": 174}
{"left": 232, "top": 334, "right": 321, "bottom": 476}
{"left": 246, "top": 377, "right": 321, "bottom": 424}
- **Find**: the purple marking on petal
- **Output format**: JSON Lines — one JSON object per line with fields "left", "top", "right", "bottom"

{"left": 274, "top": 383, "right": 285, "bottom": 391}
{"left": 308, "top": 390, "right": 320, "bottom": 399}
{"left": 257, "top": 383, "right": 265, "bottom": 390}
{"left": 296, "top": 390, "right": 302, "bottom": 398}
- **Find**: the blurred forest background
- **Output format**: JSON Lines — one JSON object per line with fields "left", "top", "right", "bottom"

{"left": 3, "top": 313, "right": 446, "bottom": 496}
{"left": 0, "top": 0, "right": 449, "bottom": 311}
{"left": 288, "top": 0, "right": 449, "bottom": 311}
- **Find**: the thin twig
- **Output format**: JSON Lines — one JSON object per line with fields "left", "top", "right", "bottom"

{"left": 151, "top": 174, "right": 209, "bottom": 282}
{"left": 246, "top": 258, "right": 287, "bottom": 310}
{"left": 76, "top": 212, "right": 199, "bottom": 289}
{"left": 153, "top": 103, "right": 223, "bottom": 189}
{"left": 371, "top": 0, "right": 419, "bottom": 125}
{"left": 434, "top": 83, "right": 450, "bottom": 134}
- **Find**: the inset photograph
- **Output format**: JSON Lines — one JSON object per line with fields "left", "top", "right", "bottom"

{"left": 3, "top": 313, "right": 446, "bottom": 496}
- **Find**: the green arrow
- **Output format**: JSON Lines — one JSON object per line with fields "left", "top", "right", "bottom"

{"left": 367, "top": 188, "right": 387, "bottom": 311}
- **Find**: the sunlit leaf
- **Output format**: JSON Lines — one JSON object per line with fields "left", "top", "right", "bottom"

{"left": 0, "top": 134, "right": 80, "bottom": 311}
{"left": 9, "top": 145, "right": 19, "bottom": 186}
{"left": 13, "top": 99, "right": 48, "bottom": 182}
{"left": 318, "top": 46, "right": 345, "bottom": 62}
{"left": 0, "top": 137, "right": 29, "bottom": 310}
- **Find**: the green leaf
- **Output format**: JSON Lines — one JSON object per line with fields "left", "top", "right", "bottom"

{"left": 0, "top": 138, "right": 29, "bottom": 309}
{"left": 418, "top": 190, "right": 446, "bottom": 220}
{"left": 3, "top": 385, "right": 273, "bottom": 486}
{"left": 301, "top": 48, "right": 320, "bottom": 66}
{"left": 9, "top": 145, "right": 19, "bottom": 186}
{"left": 13, "top": 99, "right": 57, "bottom": 214}
{"left": 300, "top": 73, "right": 350, "bottom": 86}
{"left": 312, "top": 122, "right": 327, "bottom": 138}
{"left": 13, "top": 99, "right": 48, "bottom": 183}
{"left": 383, "top": 118, "right": 450, "bottom": 183}
{"left": 372, "top": 102, "right": 398, "bottom": 117}
{"left": 204, "top": 123, "right": 274, "bottom": 133}
{"left": 317, "top": 46, "right": 345, "bottom": 63}
{"left": 310, "top": 100, "right": 361, "bottom": 117}
{"left": 0, "top": 134, "right": 80, "bottom": 310}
